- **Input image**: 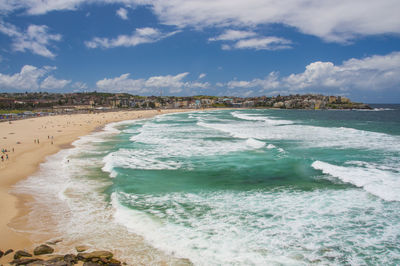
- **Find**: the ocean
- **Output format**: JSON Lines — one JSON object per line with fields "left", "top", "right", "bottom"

{"left": 14, "top": 106, "right": 400, "bottom": 265}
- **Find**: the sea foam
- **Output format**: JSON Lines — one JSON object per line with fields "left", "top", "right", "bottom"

{"left": 112, "top": 188, "right": 400, "bottom": 265}
{"left": 312, "top": 160, "right": 400, "bottom": 201}
{"left": 198, "top": 113, "right": 400, "bottom": 152}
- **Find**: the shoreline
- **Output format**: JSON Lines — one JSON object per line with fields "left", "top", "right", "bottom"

{"left": 0, "top": 109, "right": 195, "bottom": 263}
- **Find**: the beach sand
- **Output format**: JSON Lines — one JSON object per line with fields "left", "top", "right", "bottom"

{"left": 0, "top": 109, "right": 192, "bottom": 260}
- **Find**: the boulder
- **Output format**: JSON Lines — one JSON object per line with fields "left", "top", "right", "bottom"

{"left": 63, "top": 254, "right": 77, "bottom": 264}
{"left": 14, "top": 250, "right": 33, "bottom": 260}
{"left": 273, "top": 102, "right": 284, "bottom": 108}
{"left": 107, "top": 258, "right": 122, "bottom": 265}
{"left": 44, "top": 255, "right": 64, "bottom": 263}
{"left": 10, "top": 258, "right": 42, "bottom": 265}
{"left": 77, "top": 251, "right": 113, "bottom": 261}
{"left": 33, "top": 245, "right": 54, "bottom": 256}
{"left": 26, "top": 262, "right": 47, "bottom": 266}
{"left": 5, "top": 249, "right": 14, "bottom": 256}
{"left": 98, "top": 257, "right": 120, "bottom": 265}
{"left": 83, "top": 262, "right": 101, "bottom": 266}
{"left": 27, "top": 261, "right": 68, "bottom": 266}
{"left": 75, "top": 245, "right": 89, "bottom": 252}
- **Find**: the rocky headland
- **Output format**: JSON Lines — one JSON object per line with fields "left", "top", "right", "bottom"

{"left": 257, "top": 94, "right": 371, "bottom": 109}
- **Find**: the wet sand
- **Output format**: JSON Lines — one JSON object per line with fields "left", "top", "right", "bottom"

{"left": 0, "top": 109, "right": 193, "bottom": 260}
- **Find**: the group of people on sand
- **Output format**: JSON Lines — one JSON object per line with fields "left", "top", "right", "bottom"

{"left": 1, "top": 147, "right": 13, "bottom": 162}
{"left": 34, "top": 136, "right": 55, "bottom": 145}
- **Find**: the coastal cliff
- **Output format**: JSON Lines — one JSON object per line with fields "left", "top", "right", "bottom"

{"left": 253, "top": 94, "right": 371, "bottom": 110}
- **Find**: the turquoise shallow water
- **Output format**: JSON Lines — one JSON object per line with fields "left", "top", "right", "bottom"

{"left": 15, "top": 106, "right": 400, "bottom": 265}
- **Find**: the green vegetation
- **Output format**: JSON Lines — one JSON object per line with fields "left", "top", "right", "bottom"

{"left": 0, "top": 110, "right": 28, "bottom": 114}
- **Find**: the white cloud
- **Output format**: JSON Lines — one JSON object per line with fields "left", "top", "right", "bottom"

{"left": 96, "top": 73, "right": 145, "bottom": 93}
{"left": 40, "top": 75, "right": 71, "bottom": 90}
{"left": 4, "top": 1, "right": 399, "bottom": 43}
{"left": 116, "top": 7, "right": 128, "bottom": 20}
{"left": 96, "top": 72, "right": 209, "bottom": 94}
{"left": 0, "top": 65, "right": 58, "bottom": 91}
{"left": 3, "top": 0, "right": 85, "bottom": 15}
{"left": 0, "top": 21, "right": 61, "bottom": 58}
{"left": 0, "top": 65, "right": 80, "bottom": 91}
{"left": 224, "top": 36, "right": 292, "bottom": 50}
{"left": 209, "top": 29, "right": 256, "bottom": 41}
{"left": 225, "top": 51, "right": 400, "bottom": 93}
{"left": 198, "top": 73, "right": 206, "bottom": 79}
{"left": 210, "top": 29, "right": 290, "bottom": 50}
{"left": 137, "top": 0, "right": 400, "bottom": 43}
{"left": 145, "top": 72, "right": 188, "bottom": 88}
{"left": 85, "top": 27, "right": 179, "bottom": 49}
{"left": 0, "top": 65, "right": 46, "bottom": 91}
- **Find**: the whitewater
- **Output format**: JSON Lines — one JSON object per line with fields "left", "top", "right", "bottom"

{"left": 13, "top": 107, "right": 400, "bottom": 265}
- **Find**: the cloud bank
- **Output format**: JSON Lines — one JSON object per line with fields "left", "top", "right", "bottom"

{"left": 1, "top": 52, "right": 398, "bottom": 96}
{"left": 2, "top": 0, "right": 400, "bottom": 43}
{"left": 0, "top": 65, "right": 70, "bottom": 91}
{"left": 96, "top": 72, "right": 209, "bottom": 94}
{"left": 225, "top": 51, "right": 400, "bottom": 95}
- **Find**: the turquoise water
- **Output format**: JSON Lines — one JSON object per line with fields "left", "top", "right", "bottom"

{"left": 16, "top": 107, "right": 400, "bottom": 265}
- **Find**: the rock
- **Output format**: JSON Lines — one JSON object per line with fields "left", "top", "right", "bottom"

{"left": 33, "top": 245, "right": 54, "bottom": 256}
{"left": 50, "top": 262, "right": 69, "bottom": 266}
{"left": 100, "top": 257, "right": 121, "bottom": 265}
{"left": 77, "top": 251, "right": 113, "bottom": 261}
{"left": 26, "top": 262, "right": 47, "bottom": 266}
{"left": 14, "top": 250, "right": 32, "bottom": 260}
{"left": 171, "top": 258, "right": 193, "bottom": 265}
{"left": 27, "top": 261, "right": 68, "bottom": 266}
{"left": 75, "top": 245, "right": 88, "bottom": 252}
{"left": 83, "top": 262, "right": 101, "bottom": 266}
{"left": 0, "top": 250, "right": 4, "bottom": 258}
{"left": 44, "top": 255, "right": 64, "bottom": 263}
{"left": 10, "top": 258, "right": 42, "bottom": 265}
{"left": 63, "top": 254, "right": 77, "bottom": 264}
{"left": 5, "top": 249, "right": 14, "bottom": 256}
{"left": 273, "top": 101, "right": 284, "bottom": 108}
{"left": 107, "top": 258, "right": 122, "bottom": 265}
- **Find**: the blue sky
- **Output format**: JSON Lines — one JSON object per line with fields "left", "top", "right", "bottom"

{"left": 0, "top": 1, "right": 400, "bottom": 103}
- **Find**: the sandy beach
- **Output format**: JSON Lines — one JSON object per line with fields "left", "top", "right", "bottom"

{"left": 0, "top": 109, "right": 192, "bottom": 260}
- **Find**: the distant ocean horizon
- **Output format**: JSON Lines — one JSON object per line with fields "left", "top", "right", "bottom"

{"left": 14, "top": 105, "right": 400, "bottom": 265}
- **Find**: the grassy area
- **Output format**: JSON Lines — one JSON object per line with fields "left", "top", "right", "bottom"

{"left": 0, "top": 110, "right": 28, "bottom": 114}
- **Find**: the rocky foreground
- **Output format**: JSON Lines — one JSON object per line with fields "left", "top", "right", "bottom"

{"left": 0, "top": 243, "right": 125, "bottom": 266}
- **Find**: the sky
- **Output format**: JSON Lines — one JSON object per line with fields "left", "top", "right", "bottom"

{"left": 0, "top": 1, "right": 400, "bottom": 103}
